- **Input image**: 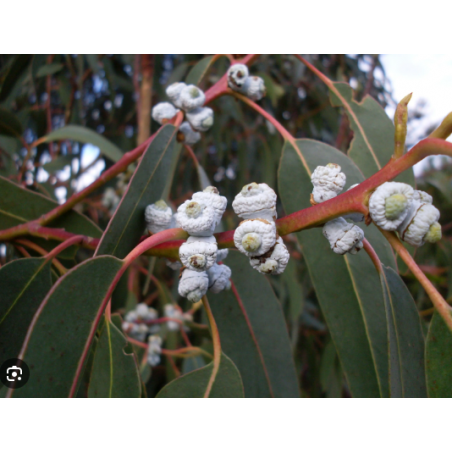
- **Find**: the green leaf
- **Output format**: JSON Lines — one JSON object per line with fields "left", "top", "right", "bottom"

{"left": 210, "top": 251, "right": 299, "bottom": 398}
{"left": 36, "top": 63, "right": 64, "bottom": 78}
{"left": 0, "top": 107, "right": 23, "bottom": 137}
{"left": 279, "top": 138, "right": 397, "bottom": 397}
{"left": 0, "top": 176, "right": 102, "bottom": 239}
{"left": 185, "top": 55, "right": 217, "bottom": 86}
{"left": 320, "top": 341, "right": 343, "bottom": 398}
{"left": 156, "top": 352, "right": 244, "bottom": 398}
{"left": 88, "top": 319, "right": 141, "bottom": 397}
{"left": 44, "top": 125, "right": 124, "bottom": 163}
{"left": 380, "top": 266, "right": 426, "bottom": 397}
{"left": 0, "top": 134, "right": 20, "bottom": 155}
{"left": 328, "top": 82, "right": 414, "bottom": 186}
{"left": 8, "top": 256, "right": 124, "bottom": 397}
{"left": 426, "top": 311, "right": 452, "bottom": 397}
{"left": 0, "top": 55, "right": 32, "bottom": 103}
{"left": 95, "top": 124, "right": 178, "bottom": 259}
{"left": 0, "top": 257, "right": 52, "bottom": 363}
{"left": 42, "top": 155, "right": 74, "bottom": 173}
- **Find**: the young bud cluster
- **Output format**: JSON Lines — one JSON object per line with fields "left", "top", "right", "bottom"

{"left": 122, "top": 303, "right": 159, "bottom": 342}
{"left": 310, "top": 163, "right": 365, "bottom": 255}
{"left": 227, "top": 64, "right": 266, "bottom": 101}
{"left": 369, "top": 183, "right": 441, "bottom": 247}
{"left": 232, "top": 182, "right": 290, "bottom": 275}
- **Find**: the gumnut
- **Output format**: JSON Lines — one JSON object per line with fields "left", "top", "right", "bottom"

{"left": 186, "top": 107, "right": 214, "bottom": 132}
{"left": 179, "top": 235, "right": 218, "bottom": 272}
{"left": 207, "top": 263, "right": 232, "bottom": 293}
{"left": 144, "top": 200, "right": 173, "bottom": 234}
{"left": 311, "top": 163, "right": 346, "bottom": 203}
{"left": 249, "top": 237, "right": 290, "bottom": 275}
{"left": 323, "top": 217, "right": 364, "bottom": 255}
{"left": 151, "top": 102, "right": 179, "bottom": 124}
{"left": 227, "top": 64, "right": 249, "bottom": 90}
{"left": 234, "top": 219, "right": 277, "bottom": 257}
{"left": 178, "top": 269, "right": 209, "bottom": 303}
{"left": 232, "top": 182, "right": 277, "bottom": 222}
{"left": 178, "top": 121, "right": 201, "bottom": 145}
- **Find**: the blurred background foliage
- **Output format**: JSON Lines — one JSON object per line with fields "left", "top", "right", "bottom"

{"left": 0, "top": 54, "right": 448, "bottom": 397}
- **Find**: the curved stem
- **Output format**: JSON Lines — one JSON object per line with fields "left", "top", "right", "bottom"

{"left": 381, "top": 229, "right": 452, "bottom": 332}
{"left": 202, "top": 295, "right": 221, "bottom": 398}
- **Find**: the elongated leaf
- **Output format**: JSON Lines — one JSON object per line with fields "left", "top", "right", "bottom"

{"left": 380, "top": 266, "right": 426, "bottom": 397}
{"left": 88, "top": 319, "right": 141, "bottom": 397}
{"left": 279, "top": 138, "right": 397, "bottom": 397}
{"left": 0, "top": 107, "right": 23, "bottom": 137}
{"left": 0, "top": 176, "right": 101, "bottom": 238}
{"left": 44, "top": 125, "right": 123, "bottom": 163}
{"left": 328, "top": 82, "right": 414, "bottom": 186}
{"left": 95, "top": 124, "right": 178, "bottom": 259}
{"left": 426, "top": 311, "right": 452, "bottom": 397}
{"left": 8, "top": 256, "right": 124, "bottom": 398}
{"left": 210, "top": 251, "right": 299, "bottom": 398}
{"left": 0, "top": 55, "right": 32, "bottom": 102}
{"left": 36, "top": 63, "right": 64, "bottom": 77}
{"left": 185, "top": 55, "right": 222, "bottom": 86}
{"left": 156, "top": 352, "right": 244, "bottom": 398}
{"left": 0, "top": 258, "right": 52, "bottom": 363}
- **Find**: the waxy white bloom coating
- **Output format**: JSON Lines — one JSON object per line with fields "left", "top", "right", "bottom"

{"left": 242, "top": 76, "right": 266, "bottom": 101}
{"left": 166, "top": 82, "right": 186, "bottom": 108}
{"left": 178, "top": 269, "right": 209, "bottom": 303}
{"left": 234, "top": 219, "right": 277, "bottom": 257}
{"left": 207, "top": 263, "right": 232, "bottom": 293}
{"left": 178, "top": 121, "right": 201, "bottom": 145}
{"left": 144, "top": 200, "right": 173, "bottom": 234}
{"left": 249, "top": 237, "right": 290, "bottom": 275}
{"left": 413, "top": 189, "right": 433, "bottom": 205}
{"left": 147, "top": 335, "right": 162, "bottom": 367}
{"left": 151, "top": 102, "right": 179, "bottom": 125}
{"left": 227, "top": 64, "right": 249, "bottom": 90}
{"left": 192, "top": 186, "right": 227, "bottom": 223}
{"left": 122, "top": 322, "right": 149, "bottom": 342}
{"left": 134, "top": 303, "right": 158, "bottom": 322}
{"left": 179, "top": 235, "right": 218, "bottom": 271}
{"left": 232, "top": 182, "right": 277, "bottom": 221}
{"left": 178, "top": 85, "right": 206, "bottom": 112}
{"left": 216, "top": 248, "right": 229, "bottom": 262}
{"left": 369, "top": 182, "right": 414, "bottom": 231}
{"left": 176, "top": 199, "right": 218, "bottom": 237}
{"left": 186, "top": 107, "right": 214, "bottom": 132}
{"left": 323, "top": 217, "right": 364, "bottom": 255}
{"left": 164, "top": 304, "right": 185, "bottom": 331}
{"left": 102, "top": 187, "right": 120, "bottom": 213}
{"left": 398, "top": 201, "right": 441, "bottom": 247}
{"left": 311, "top": 163, "right": 346, "bottom": 203}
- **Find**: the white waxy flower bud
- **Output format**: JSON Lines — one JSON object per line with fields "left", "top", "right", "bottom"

{"left": 207, "top": 263, "right": 232, "bottom": 293}
{"left": 234, "top": 219, "right": 277, "bottom": 257}
{"left": 178, "top": 85, "right": 206, "bottom": 112}
{"left": 186, "top": 107, "right": 214, "bottom": 132}
{"left": 176, "top": 199, "right": 217, "bottom": 237}
{"left": 192, "top": 186, "right": 227, "bottom": 223}
{"left": 124, "top": 323, "right": 149, "bottom": 342}
{"left": 311, "top": 163, "right": 346, "bottom": 203}
{"left": 164, "top": 304, "right": 184, "bottom": 331}
{"left": 147, "top": 335, "right": 162, "bottom": 367}
{"left": 216, "top": 248, "right": 229, "bottom": 263}
{"left": 124, "top": 310, "right": 138, "bottom": 323}
{"left": 178, "top": 121, "right": 201, "bottom": 145}
{"left": 166, "top": 82, "right": 186, "bottom": 108}
{"left": 232, "top": 182, "right": 277, "bottom": 221}
{"left": 179, "top": 235, "right": 218, "bottom": 272}
{"left": 134, "top": 303, "right": 158, "bottom": 322}
{"left": 227, "top": 64, "right": 249, "bottom": 90}
{"left": 398, "top": 201, "right": 441, "bottom": 247}
{"left": 178, "top": 269, "right": 209, "bottom": 303}
{"left": 369, "top": 182, "right": 414, "bottom": 231}
{"left": 242, "top": 76, "right": 266, "bottom": 101}
{"left": 151, "top": 102, "right": 179, "bottom": 125}
{"left": 343, "top": 184, "right": 365, "bottom": 223}
{"left": 249, "top": 237, "right": 290, "bottom": 275}
{"left": 323, "top": 217, "right": 364, "bottom": 255}
{"left": 413, "top": 189, "right": 433, "bottom": 205}
{"left": 145, "top": 200, "right": 173, "bottom": 234}
{"left": 102, "top": 187, "right": 120, "bottom": 210}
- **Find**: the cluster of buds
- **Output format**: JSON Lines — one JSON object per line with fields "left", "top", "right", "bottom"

{"left": 164, "top": 303, "right": 192, "bottom": 331}
{"left": 232, "top": 183, "right": 289, "bottom": 274}
{"left": 122, "top": 302, "right": 160, "bottom": 342}
{"left": 176, "top": 186, "right": 232, "bottom": 302}
{"left": 152, "top": 82, "right": 214, "bottom": 146}
{"left": 369, "top": 182, "right": 441, "bottom": 247}
{"left": 227, "top": 64, "right": 266, "bottom": 101}
{"left": 311, "top": 164, "right": 365, "bottom": 255}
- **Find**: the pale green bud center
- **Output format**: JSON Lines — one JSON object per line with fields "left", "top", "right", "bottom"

{"left": 202, "top": 116, "right": 213, "bottom": 128}
{"left": 242, "top": 233, "right": 261, "bottom": 252}
{"left": 260, "top": 260, "right": 277, "bottom": 274}
{"left": 185, "top": 201, "right": 202, "bottom": 218}
{"left": 203, "top": 186, "right": 219, "bottom": 194}
{"left": 154, "top": 200, "right": 168, "bottom": 210}
{"left": 425, "top": 222, "right": 442, "bottom": 243}
{"left": 189, "top": 254, "right": 206, "bottom": 269}
{"left": 189, "top": 87, "right": 200, "bottom": 98}
{"left": 385, "top": 194, "right": 408, "bottom": 220}
{"left": 241, "top": 182, "right": 259, "bottom": 195}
